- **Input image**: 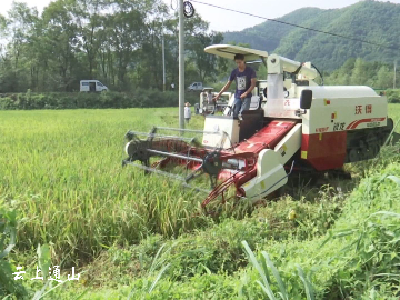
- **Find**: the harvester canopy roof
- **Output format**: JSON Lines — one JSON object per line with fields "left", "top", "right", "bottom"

{"left": 204, "top": 44, "right": 318, "bottom": 79}
{"left": 204, "top": 44, "right": 269, "bottom": 62}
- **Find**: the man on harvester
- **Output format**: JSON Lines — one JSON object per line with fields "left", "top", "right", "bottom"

{"left": 213, "top": 53, "right": 257, "bottom": 117}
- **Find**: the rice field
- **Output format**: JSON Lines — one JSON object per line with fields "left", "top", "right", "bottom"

{"left": 0, "top": 108, "right": 211, "bottom": 265}
{"left": 1, "top": 104, "right": 400, "bottom": 299}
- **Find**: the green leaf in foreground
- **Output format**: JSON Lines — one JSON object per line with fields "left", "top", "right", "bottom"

{"left": 37, "top": 243, "right": 51, "bottom": 281}
{"left": 297, "top": 264, "right": 315, "bottom": 300}
{"left": 387, "top": 176, "right": 400, "bottom": 186}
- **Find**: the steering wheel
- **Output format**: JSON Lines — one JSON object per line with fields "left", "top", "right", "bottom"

{"left": 263, "top": 88, "right": 267, "bottom": 98}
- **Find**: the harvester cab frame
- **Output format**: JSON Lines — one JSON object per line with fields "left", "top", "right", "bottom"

{"left": 199, "top": 89, "right": 232, "bottom": 115}
{"left": 122, "top": 44, "right": 398, "bottom": 212}
{"left": 201, "top": 44, "right": 322, "bottom": 149}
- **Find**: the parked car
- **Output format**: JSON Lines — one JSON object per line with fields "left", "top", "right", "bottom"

{"left": 188, "top": 82, "right": 203, "bottom": 92}
{"left": 80, "top": 80, "right": 108, "bottom": 92}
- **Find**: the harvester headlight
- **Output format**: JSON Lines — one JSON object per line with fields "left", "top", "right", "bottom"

{"left": 284, "top": 91, "right": 290, "bottom": 98}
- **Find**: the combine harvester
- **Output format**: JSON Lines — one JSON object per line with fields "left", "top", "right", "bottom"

{"left": 122, "top": 45, "right": 398, "bottom": 211}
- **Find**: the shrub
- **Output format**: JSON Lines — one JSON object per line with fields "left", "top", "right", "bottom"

{"left": 0, "top": 90, "right": 200, "bottom": 110}
{"left": 386, "top": 89, "right": 400, "bottom": 103}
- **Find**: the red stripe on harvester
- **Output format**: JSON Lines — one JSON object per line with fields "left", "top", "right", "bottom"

{"left": 346, "top": 118, "right": 386, "bottom": 130}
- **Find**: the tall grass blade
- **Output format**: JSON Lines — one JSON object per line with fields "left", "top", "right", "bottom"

{"left": 37, "top": 243, "right": 51, "bottom": 281}
{"left": 373, "top": 273, "right": 400, "bottom": 278}
{"left": 387, "top": 176, "right": 400, "bottom": 187}
{"left": 370, "top": 211, "right": 400, "bottom": 219}
{"left": 0, "top": 241, "right": 15, "bottom": 260}
{"left": 261, "top": 251, "right": 288, "bottom": 300}
{"left": 149, "top": 263, "right": 170, "bottom": 293}
{"left": 36, "top": 280, "right": 70, "bottom": 300}
{"left": 32, "top": 281, "right": 50, "bottom": 300}
{"left": 241, "top": 241, "right": 275, "bottom": 300}
{"left": 238, "top": 272, "right": 249, "bottom": 299}
{"left": 148, "top": 243, "right": 166, "bottom": 274}
{"left": 318, "top": 230, "right": 333, "bottom": 250}
{"left": 297, "top": 264, "right": 314, "bottom": 300}
{"left": 0, "top": 210, "right": 17, "bottom": 259}
{"left": 260, "top": 251, "right": 271, "bottom": 284}
{"left": 257, "top": 280, "right": 275, "bottom": 297}
{"left": 128, "top": 243, "right": 175, "bottom": 300}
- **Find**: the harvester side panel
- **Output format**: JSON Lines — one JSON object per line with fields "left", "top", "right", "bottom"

{"left": 235, "top": 120, "right": 298, "bottom": 153}
{"left": 301, "top": 131, "right": 348, "bottom": 171}
{"left": 297, "top": 86, "right": 389, "bottom": 171}
{"left": 232, "top": 120, "right": 297, "bottom": 190}
{"left": 242, "top": 122, "right": 302, "bottom": 200}
{"left": 300, "top": 87, "right": 388, "bottom": 135}
{"left": 202, "top": 120, "right": 298, "bottom": 205}
{"left": 274, "top": 123, "right": 303, "bottom": 164}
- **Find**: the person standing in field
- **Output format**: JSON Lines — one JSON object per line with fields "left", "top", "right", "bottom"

{"left": 184, "top": 102, "right": 191, "bottom": 123}
{"left": 213, "top": 53, "right": 257, "bottom": 118}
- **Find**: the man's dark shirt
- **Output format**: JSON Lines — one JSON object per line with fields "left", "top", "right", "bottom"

{"left": 229, "top": 66, "right": 257, "bottom": 99}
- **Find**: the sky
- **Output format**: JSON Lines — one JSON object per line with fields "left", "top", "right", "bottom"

{"left": 1, "top": 0, "right": 400, "bottom": 32}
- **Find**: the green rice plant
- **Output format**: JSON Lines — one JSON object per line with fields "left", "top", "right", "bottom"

{"left": 0, "top": 104, "right": 399, "bottom": 298}
{"left": 22, "top": 158, "right": 400, "bottom": 299}
{"left": 0, "top": 109, "right": 209, "bottom": 267}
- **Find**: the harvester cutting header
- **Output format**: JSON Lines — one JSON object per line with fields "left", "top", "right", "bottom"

{"left": 122, "top": 44, "right": 397, "bottom": 211}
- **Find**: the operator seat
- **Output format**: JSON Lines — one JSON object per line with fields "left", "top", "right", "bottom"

{"left": 239, "top": 97, "right": 263, "bottom": 141}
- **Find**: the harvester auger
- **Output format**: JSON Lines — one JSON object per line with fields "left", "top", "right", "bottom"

{"left": 122, "top": 44, "right": 399, "bottom": 212}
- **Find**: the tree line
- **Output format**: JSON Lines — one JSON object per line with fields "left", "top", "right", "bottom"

{"left": 0, "top": 0, "right": 227, "bottom": 93}
{"left": 0, "top": 0, "right": 398, "bottom": 95}
{"left": 323, "top": 58, "right": 398, "bottom": 90}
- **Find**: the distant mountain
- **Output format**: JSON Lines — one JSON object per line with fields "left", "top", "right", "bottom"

{"left": 223, "top": 1, "right": 400, "bottom": 71}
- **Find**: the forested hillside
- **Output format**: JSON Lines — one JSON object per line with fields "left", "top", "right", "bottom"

{"left": 223, "top": 0, "right": 400, "bottom": 71}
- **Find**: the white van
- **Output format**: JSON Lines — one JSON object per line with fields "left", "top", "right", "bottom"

{"left": 80, "top": 80, "right": 108, "bottom": 92}
{"left": 188, "top": 82, "right": 203, "bottom": 92}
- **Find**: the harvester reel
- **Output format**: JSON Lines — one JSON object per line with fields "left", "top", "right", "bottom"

{"left": 122, "top": 127, "right": 227, "bottom": 190}
{"left": 182, "top": 150, "right": 223, "bottom": 188}
{"left": 126, "top": 140, "right": 149, "bottom": 163}
{"left": 202, "top": 151, "right": 223, "bottom": 176}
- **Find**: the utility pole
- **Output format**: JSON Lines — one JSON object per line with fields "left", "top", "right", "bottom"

{"left": 178, "top": 0, "right": 184, "bottom": 130}
{"left": 161, "top": 19, "right": 166, "bottom": 92}
{"left": 394, "top": 60, "right": 397, "bottom": 89}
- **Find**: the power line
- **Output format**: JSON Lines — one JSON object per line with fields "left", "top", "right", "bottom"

{"left": 190, "top": 0, "right": 398, "bottom": 52}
